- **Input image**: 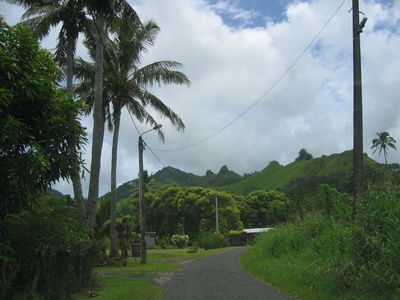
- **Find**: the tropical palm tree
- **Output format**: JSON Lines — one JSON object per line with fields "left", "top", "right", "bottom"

{"left": 75, "top": 12, "right": 190, "bottom": 256}
{"left": 371, "top": 131, "right": 397, "bottom": 165}
{"left": 7, "top": 0, "right": 90, "bottom": 211}
{"left": 83, "top": 0, "right": 141, "bottom": 232}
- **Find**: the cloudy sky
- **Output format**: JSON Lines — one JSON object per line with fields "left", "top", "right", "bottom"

{"left": 1, "top": 0, "right": 399, "bottom": 197}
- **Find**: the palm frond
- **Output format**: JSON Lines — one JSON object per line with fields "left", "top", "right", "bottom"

{"left": 138, "top": 89, "right": 185, "bottom": 131}
{"left": 134, "top": 61, "right": 190, "bottom": 87}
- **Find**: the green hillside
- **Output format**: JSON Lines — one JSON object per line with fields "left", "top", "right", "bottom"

{"left": 105, "top": 150, "right": 388, "bottom": 201}
{"left": 102, "top": 165, "right": 242, "bottom": 201}
{"left": 217, "top": 150, "right": 381, "bottom": 195}
{"left": 151, "top": 165, "right": 242, "bottom": 187}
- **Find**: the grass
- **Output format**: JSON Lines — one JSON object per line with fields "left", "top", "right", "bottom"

{"left": 240, "top": 214, "right": 380, "bottom": 300}
{"left": 73, "top": 247, "right": 231, "bottom": 300}
{"left": 218, "top": 150, "right": 380, "bottom": 195}
{"left": 74, "top": 275, "right": 163, "bottom": 300}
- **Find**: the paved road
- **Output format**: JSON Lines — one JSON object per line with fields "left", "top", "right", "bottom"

{"left": 164, "top": 246, "right": 295, "bottom": 300}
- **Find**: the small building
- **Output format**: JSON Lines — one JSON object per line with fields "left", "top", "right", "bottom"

{"left": 243, "top": 228, "right": 272, "bottom": 234}
{"left": 243, "top": 228, "right": 272, "bottom": 243}
{"left": 145, "top": 232, "right": 156, "bottom": 249}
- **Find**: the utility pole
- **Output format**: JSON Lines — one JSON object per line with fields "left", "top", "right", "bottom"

{"left": 138, "top": 124, "right": 162, "bottom": 264}
{"left": 215, "top": 195, "right": 219, "bottom": 232}
{"left": 138, "top": 135, "right": 147, "bottom": 264}
{"left": 352, "top": 0, "right": 367, "bottom": 216}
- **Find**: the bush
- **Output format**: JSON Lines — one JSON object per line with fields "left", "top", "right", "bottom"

{"left": 0, "top": 207, "right": 98, "bottom": 299}
{"left": 340, "top": 185, "right": 400, "bottom": 297}
{"left": 157, "top": 236, "right": 172, "bottom": 249}
{"left": 171, "top": 234, "right": 189, "bottom": 249}
{"left": 197, "top": 232, "right": 226, "bottom": 250}
{"left": 226, "top": 231, "right": 246, "bottom": 246}
{"left": 187, "top": 242, "right": 199, "bottom": 253}
{"left": 244, "top": 185, "right": 400, "bottom": 299}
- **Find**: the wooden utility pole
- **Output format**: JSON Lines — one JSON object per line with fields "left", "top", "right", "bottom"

{"left": 138, "top": 135, "right": 147, "bottom": 264}
{"left": 215, "top": 195, "right": 219, "bottom": 232}
{"left": 352, "top": 0, "right": 366, "bottom": 216}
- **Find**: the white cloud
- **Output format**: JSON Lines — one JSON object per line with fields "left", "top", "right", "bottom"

{"left": 2, "top": 0, "right": 399, "bottom": 196}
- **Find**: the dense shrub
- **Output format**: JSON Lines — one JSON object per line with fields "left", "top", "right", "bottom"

{"left": 339, "top": 185, "right": 400, "bottom": 297}
{"left": 226, "top": 231, "right": 247, "bottom": 246}
{"left": 197, "top": 232, "right": 226, "bottom": 250}
{"left": 243, "top": 184, "right": 400, "bottom": 299}
{"left": 0, "top": 207, "right": 97, "bottom": 299}
{"left": 171, "top": 234, "right": 190, "bottom": 249}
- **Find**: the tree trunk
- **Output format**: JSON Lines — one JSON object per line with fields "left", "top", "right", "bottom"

{"left": 66, "top": 34, "right": 85, "bottom": 213}
{"left": 109, "top": 105, "right": 121, "bottom": 258}
{"left": 26, "top": 266, "right": 40, "bottom": 300}
{"left": 85, "top": 12, "right": 105, "bottom": 231}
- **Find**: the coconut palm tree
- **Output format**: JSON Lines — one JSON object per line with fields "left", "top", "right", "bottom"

{"left": 371, "top": 131, "right": 397, "bottom": 165}
{"left": 83, "top": 0, "right": 141, "bottom": 232}
{"left": 6, "top": 0, "right": 89, "bottom": 212}
{"left": 75, "top": 12, "right": 190, "bottom": 256}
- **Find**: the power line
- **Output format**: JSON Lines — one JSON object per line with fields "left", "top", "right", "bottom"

{"left": 128, "top": 110, "right": 141, "bottom": 135}
{"left": 150, "top": 0, "right": 347, "bottom": 152}
{"left": 127, "top": 108, "right": 167, "bottom": 167}
{"left": 144, "top": 141, "right": 167, "bottom": 168}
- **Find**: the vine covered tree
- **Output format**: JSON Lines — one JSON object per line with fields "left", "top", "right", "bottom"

{"left": 371, "top": 131, "right": 397, "bottom": 165}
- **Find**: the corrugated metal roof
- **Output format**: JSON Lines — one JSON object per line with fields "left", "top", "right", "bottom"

{"left": 243, "top": 228, "right": 272, "bottom": 234}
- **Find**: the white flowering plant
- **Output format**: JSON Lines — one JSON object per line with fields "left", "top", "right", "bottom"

{"left": 171, "top": 234, "right": 189, "bottom": 249}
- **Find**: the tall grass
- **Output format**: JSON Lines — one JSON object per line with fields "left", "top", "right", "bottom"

{"left": 242, "top": 185, "right": 400, "bottom": 300}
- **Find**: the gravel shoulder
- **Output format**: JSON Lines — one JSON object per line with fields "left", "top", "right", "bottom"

{"left": 163, "top": 246, "right": 295, "bottom": 300}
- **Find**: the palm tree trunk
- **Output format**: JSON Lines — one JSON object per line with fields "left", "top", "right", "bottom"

{"left": 85, "top": 12, "right": 105, "bottom": 231}
{"left": 66, "top": 34, "right": 85, "bottom": 213}
{"left": 109, "top": 105, "right": 121, "bottom": 258}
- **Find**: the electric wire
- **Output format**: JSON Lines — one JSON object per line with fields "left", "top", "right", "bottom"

{"left": 144, "top": 141, "right": 167, "bottom": 168}
{"left": 127, "top": 109, "right": 167, "bottom": 167}
{"left": 128, "top": 110, "right": 141, "bottom": 135}
{"left": 149, "top": 0, "right": 347, "bottom": 152}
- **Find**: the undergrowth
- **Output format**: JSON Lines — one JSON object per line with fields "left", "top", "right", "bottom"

{"left": 242, "top": 185, "right": 400, "bottom": 300}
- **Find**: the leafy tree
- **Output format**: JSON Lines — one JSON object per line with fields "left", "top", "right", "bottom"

{"left": 241, "top": 190, "right": 287, "bottom": 227}
{"left": 371, "top": 131, "right": 397, "bottom": 165}
{"left": 11, "top": 0, "right": 90, "bottom": 211}
{"left": 0, "top": 23, "right": 89, "bottom": 299}
{"left": 0, "top": 23, "right": 86, "bottom": 217}
{"left": 143, "top": 186, "right": 242, "bottom": 238}
{"left": 295, "top": 148, "right": 313, "bottom": 162}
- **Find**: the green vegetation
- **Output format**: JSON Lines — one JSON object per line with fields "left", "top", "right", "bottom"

{"left": 242, "top": 184, "right": 400, "bottom": 300}
{"left": 219, "top": 151, "right": 386, "bottom": 195}
{"left": 105, "top": 165, "right": 243, "bottom": 201}
{"left": 0, "top": 22, "right": 91, "bottom": 300}
{"left": 295, "top": 148, "right": 313, "bottom": 162}
{"left": 74, "top": 275, "right": 163, "bottom": 300}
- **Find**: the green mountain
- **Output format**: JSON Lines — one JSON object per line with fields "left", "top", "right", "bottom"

{"left": 106, "top": 165, "right": 242, "bottom": 201}
{"left": 151, "top": 165, "right": 242, "bottom": 187}
{"left": 108, "top": 150, "right": 389, "bottom": 201}
{"left": 217, "top": 150, "right": 384, "bottom": 195}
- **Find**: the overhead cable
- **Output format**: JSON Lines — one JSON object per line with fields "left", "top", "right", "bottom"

{"left": 150, "top": 0, "right": 347, "bottom": 152}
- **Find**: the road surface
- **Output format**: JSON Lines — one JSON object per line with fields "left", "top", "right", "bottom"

{"left": 163, "top": 246, "right": 295, "bottom": 300}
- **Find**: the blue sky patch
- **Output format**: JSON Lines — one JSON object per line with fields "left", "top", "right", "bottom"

{"left": 207, "top": 0, "right": 395, "bottom": 28}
